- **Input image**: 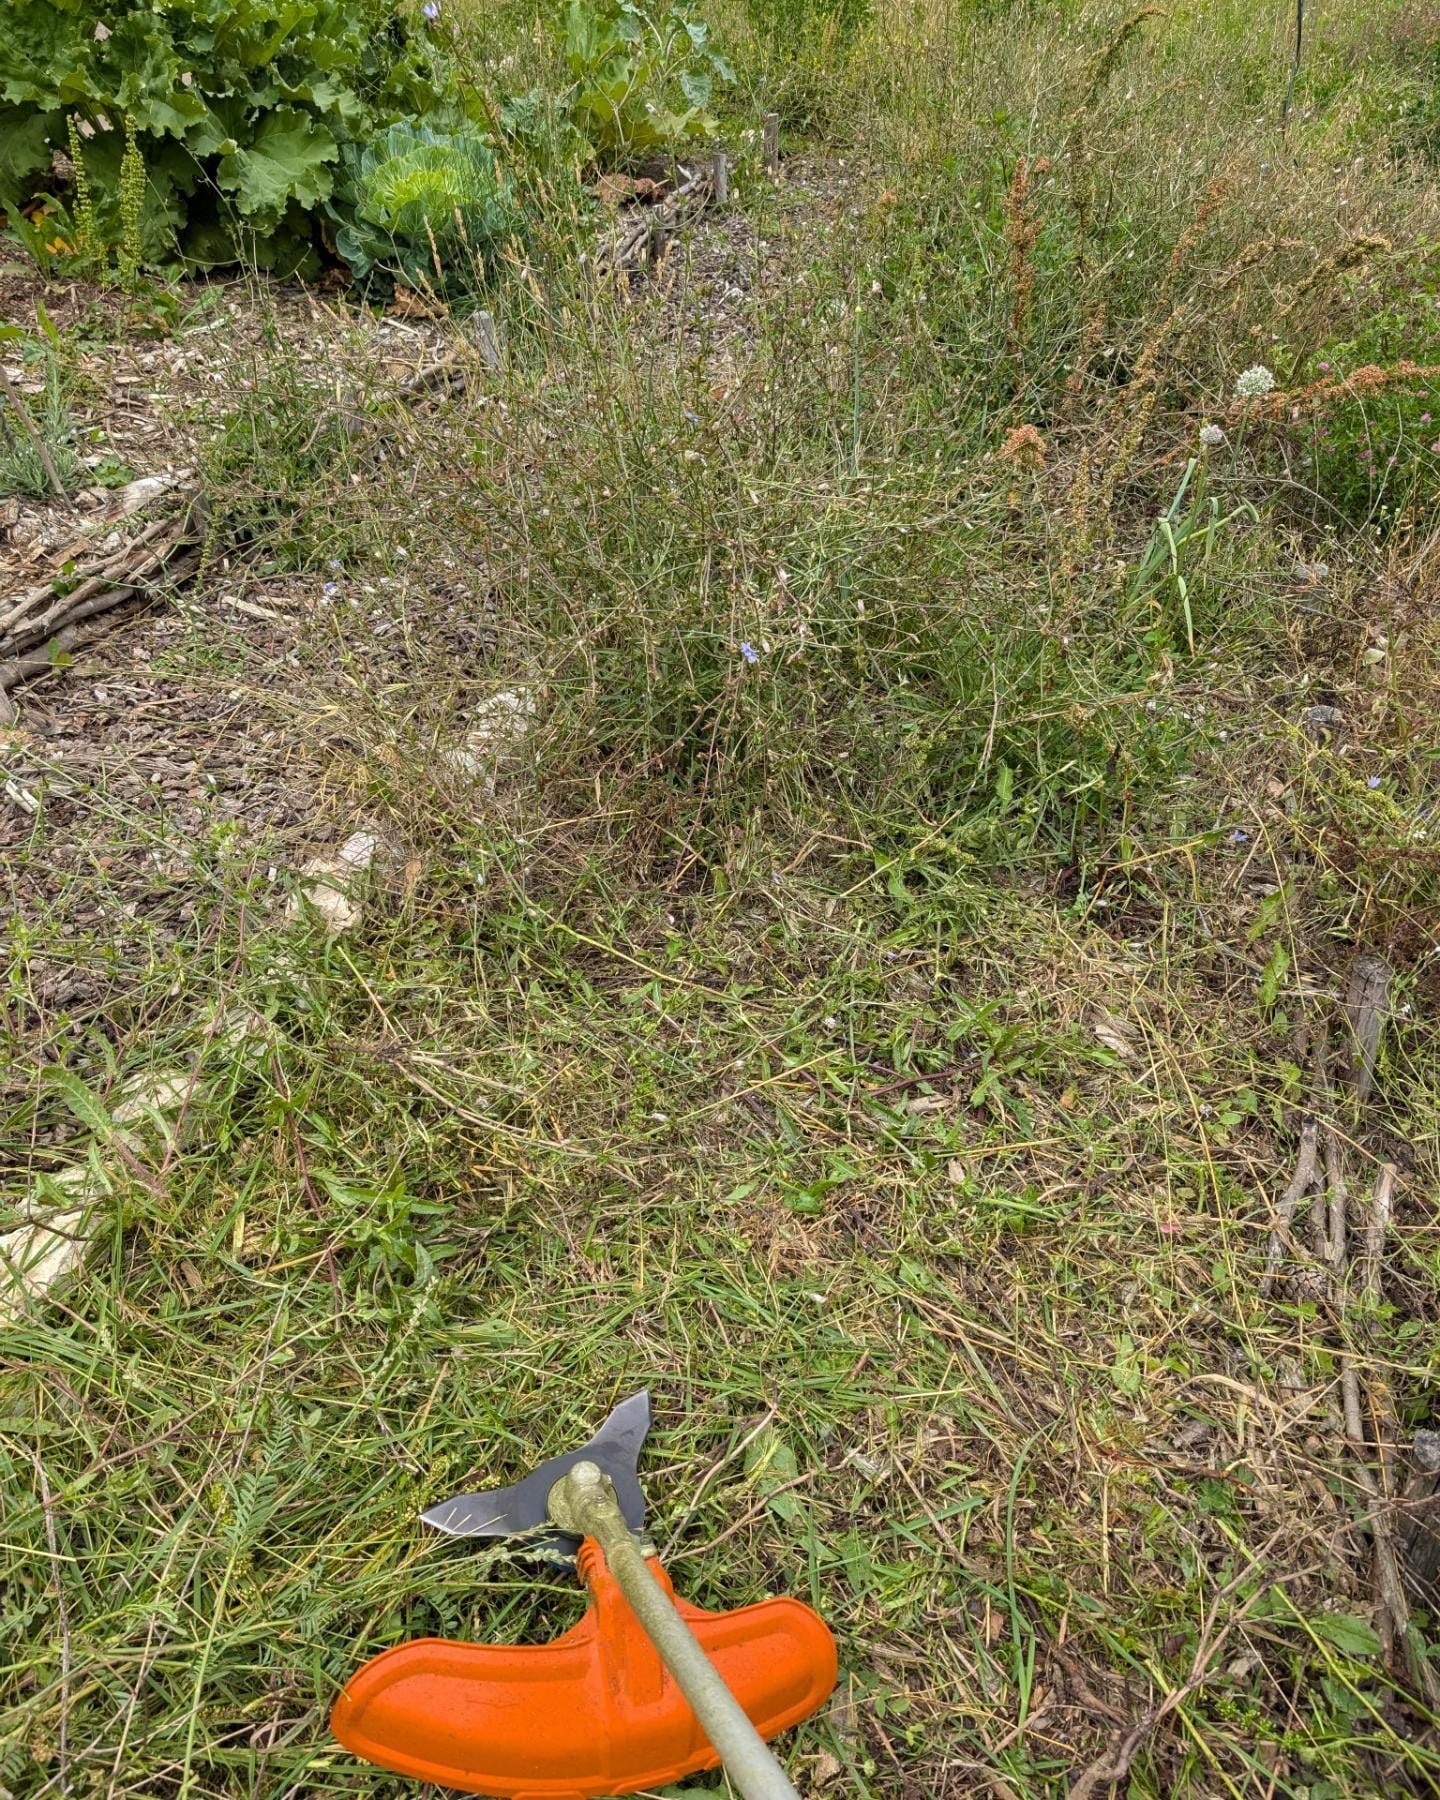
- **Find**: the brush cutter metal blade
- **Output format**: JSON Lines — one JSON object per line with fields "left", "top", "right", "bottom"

{"left": 421, "top": 1391, "right": 651, "bottom": 1550}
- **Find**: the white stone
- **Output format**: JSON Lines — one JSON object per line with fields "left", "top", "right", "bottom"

{"left": 443, "top": 689, "right": 536, "bottom": 794}
{"left": 0, "top": 1207, "right": 90, "bottom": 1324}
{"left": 112, "top": 1070, "right": 193, "bottom": 1129}
{"left": 287, "top": 828, "right": 379, "bottom": 933}
{"left": 337, "top": 831, "right": 378, "bottom": 870}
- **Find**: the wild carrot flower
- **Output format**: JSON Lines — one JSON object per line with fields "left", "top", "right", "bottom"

{"left": 1199, "top": 423, "right": 1225, "bottom": 447}
{"left": 1234, "top": 365, "right": 1275, "bottom": 399}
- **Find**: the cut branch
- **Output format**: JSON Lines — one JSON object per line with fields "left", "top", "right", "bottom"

{"left": 1342, "top": 953, "right": 1391, "bottom": 1102}
{"left": 0, "top": 548, "right": 201, "bottom": 700}
{"left": 1323, "top": 1121, "right": 1348, "bottom": 1280}
{"left": 1261, "top": 1117, "right": 1319, "bottom": 1295}
{"left": 593, "top": 166, "right": 714, "bottom": 277}
{"left": 1258, "top": 992, "right": 1438, "bottom": 1709}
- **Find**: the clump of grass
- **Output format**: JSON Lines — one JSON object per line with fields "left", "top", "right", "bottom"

{"left": 0, "top": 342, "right": 81, "bottom": 502}
{"left": 198, "top": 307, "right": 367, "bottom": 571}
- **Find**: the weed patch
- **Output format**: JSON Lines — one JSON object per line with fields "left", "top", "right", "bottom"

{"left": 5, "top": 1, "right": 1440, "bottom": 1796}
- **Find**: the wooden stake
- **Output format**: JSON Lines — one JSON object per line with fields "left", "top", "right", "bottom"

{"left": 1283, "top": 0, "right": 1305, "bottom": 121}
{"left": 469, "top": 309, "right": 504, "bottom": 372}
{"left": 762, "top": 112, "right": 780, "bottom": 176}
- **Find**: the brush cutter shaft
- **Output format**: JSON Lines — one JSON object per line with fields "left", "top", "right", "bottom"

{"left": 549, "top": 1462, "right": 804, "bottom": 1800}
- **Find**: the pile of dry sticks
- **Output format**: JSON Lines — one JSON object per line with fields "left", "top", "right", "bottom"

{"left": 0, "top": 476, "right": 202, "bottom": 726}
{"left": 1263, "top": 954, "right": 1440, "bottom": 1710}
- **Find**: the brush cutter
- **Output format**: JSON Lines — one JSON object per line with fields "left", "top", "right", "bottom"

{"left": 331, "top": 1391, "right": 837, "bottom": 1800}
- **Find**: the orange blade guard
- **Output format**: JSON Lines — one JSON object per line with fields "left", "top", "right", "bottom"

{"left": 331, "top": 1540, "right": 838, "bottom": 1799}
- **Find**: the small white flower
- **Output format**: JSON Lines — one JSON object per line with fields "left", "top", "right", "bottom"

{"left": 1234, "top": 364, "right": 1276, "bottom": 400}
{"left": 1199, "top": 422, "right": 1226, "bottom": 447}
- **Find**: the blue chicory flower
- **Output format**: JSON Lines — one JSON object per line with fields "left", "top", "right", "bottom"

{"left": 323, "top": 581, "right": 339, "bottom": 598}
{"left": 739, "top": 641, "right": 759, "bottom": 665}
{"left": 1367, "top": 776, "right": 1382, "bottom": 789}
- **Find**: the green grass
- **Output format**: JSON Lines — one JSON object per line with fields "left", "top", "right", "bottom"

{"left": 5, "top": 0, "right": 1440, "bottom": 1795}
{"left": 0, "top": 348, "right": 81, "bottom": 503}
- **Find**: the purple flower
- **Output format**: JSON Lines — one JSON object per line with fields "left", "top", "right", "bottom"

{"left": 323, "top": 581, "right": 339, "bottom": 597}
{"left": 1422, "top": 414, "right": 1432, "bottom": 424}
{"left": 1228, "top": 828, "right": 1249, "bottom": 844}
{"left": 422, "top": 1, "right": 440, "bottom": 16}
{"left": 739, "top": 641, "right": 759, "bottom": 665}
{"left": 1367, "top": 775, "right": 1382, "bottom": 789}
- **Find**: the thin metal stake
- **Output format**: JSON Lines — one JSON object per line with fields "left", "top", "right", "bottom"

{"left": 1283, "top": 0, "right": 1305, "bottom": 121}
